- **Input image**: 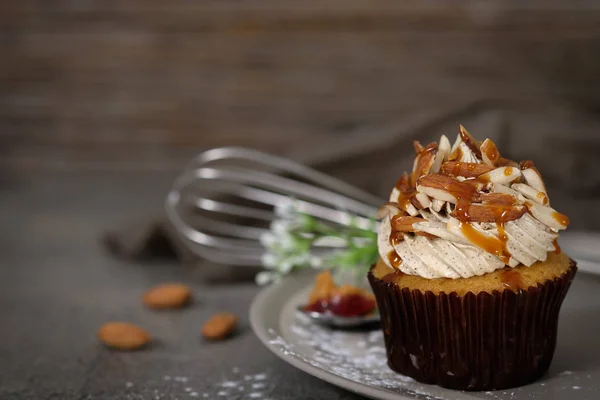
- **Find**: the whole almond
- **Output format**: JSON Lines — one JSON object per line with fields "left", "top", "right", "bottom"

{"left": 450, "top": 204, "right": 526, "bottom": 223}
{"left": 440, "top": 162, "right": 495, "bottom": 178}
{"left": 98, "top": 322, "right": 151, "bottom": 350}
{"left": 143, "top": 283, "right": 192, "bottom": 309}
{"left": 391, "top": 215, "right": 426, "bottom": 232}
{"left": 479, "top": 193, "right": 517, "bottom": 206}
{"left": 417, "top": 173, "right": 477, "bottom": 203}
{"left": 201, "top": 312, "right": 238, "bottom": 340}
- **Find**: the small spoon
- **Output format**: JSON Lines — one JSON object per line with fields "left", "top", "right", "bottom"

{"left": 296, "top": 305, "right": 380, "bottom": 329}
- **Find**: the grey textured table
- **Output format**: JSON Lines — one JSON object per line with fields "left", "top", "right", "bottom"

{"left": 0, "top": 170, "right": 364, "bottom": 400}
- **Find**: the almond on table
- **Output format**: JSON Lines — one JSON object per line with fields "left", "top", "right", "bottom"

{"left": 143, "top": 283, "right": 192, "bottom": 309}
{"left": 98, "top": 322, "right": 151, "bottom": 350}
{"left": 201, "top": 312, "right": 238, "bottom": 340}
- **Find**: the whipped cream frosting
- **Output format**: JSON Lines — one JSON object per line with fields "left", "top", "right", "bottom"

{"left": 377, "top": 126, "right": 570, "bottom": 279}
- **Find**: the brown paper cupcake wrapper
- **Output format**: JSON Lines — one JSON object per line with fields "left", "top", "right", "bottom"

{"left": 368, "top": 261, "right": 577, "bottom": 391}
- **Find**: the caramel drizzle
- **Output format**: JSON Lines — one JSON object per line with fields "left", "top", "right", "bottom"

{"left": 389, "top": 231, "right": 404, "bottom": 246}
{"left": 387, "top": 250, "right": 402, "bottom": 268}
{"left": 481, "top": 139, "right": 500, "bottom": 166}
{"left": 552, "top": 211, "right": 570, "bottom": 227}
{"left": 440, "top": 162, "right": 494, "bottom": 178}
{"left": 519, "top": 160, "right": 536, "bottom": 170}
{"left": 397, "top": 189, "right": 417, "bottom": 212}
{"left": 382, "top": 129, "right": 570, "bottom": 270}
{"left": 458, "top": 125, "right": 483, "bottom": 159}
{"left": 500, "top": 269, "right": 523, "bottom": 291}
{"left": 455, "top": 198, "right": 512, "bottom": 264}
{"left": 553, "top": 238, "right": 561, "bottom": 254}
{"left": 410, "top": 141, "right": 438, "bottom": 187}
{"left": 448, "top": 145, "right": 463, "bottom": 162}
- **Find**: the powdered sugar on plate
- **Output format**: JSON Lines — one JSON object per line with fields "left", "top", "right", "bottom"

{"left": 267, "top": 312, "right": 452, "bottom": 399}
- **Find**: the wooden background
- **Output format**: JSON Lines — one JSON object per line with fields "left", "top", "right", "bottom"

{"left": 2, "top": 1, "right": 600, "bottom": 173}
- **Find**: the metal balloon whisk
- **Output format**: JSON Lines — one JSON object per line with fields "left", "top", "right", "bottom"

{"left": 165, "top": 147, "right": 384, "bottom": 267}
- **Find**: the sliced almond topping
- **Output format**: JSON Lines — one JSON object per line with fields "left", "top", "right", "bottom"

{"left": 391, "top": 215, "right": 427, "bottom": 232}
{"left": 431, "top": 199, "right": 445, "bottom": 212}
{"left": 376, "top": 202, "right": 403, "bottom": 220}
{"left": 450, "top": 204, "right": 526, "bottom": 223}
{"left": 410, "top": 195, "right": 425, "bottom": 210}
{"left": 395, "top": 171, "right": 411, "bottom": 192}
{"left": 480, "top": 138, "right": 500, "bottom": 166}
{"left": 414, "top": 231, "right": 438, "bottom": 239}
{"left": 411, "top": 142, "right": 438, "bottom": 186}
{"left": 416, "top": 174, "right": 478, "bottom": 204}
{"left": 445, "top": 201, "right": 454, "bottom": 214}
{"left": 497, "top": 157, "right": 519, "bottom": 168}
{"left": 478, "top": 166, "right": 521, "bottom": 185}
{"left": 440, "top": 162, "right": 495, "bottom": 178}
{"left": 405, "top": 202, "right": 420, "bottom": 217}
{"left": 519, "top": 160, "right": 536, "bottom": 170}
{"left": 458, "top": 125, "right": 483, "bottom": 160}
{"left": 491, "top": 183, "right": 521, "bottom": 197}
{"left": 451, "top": 132, "right": 462, "bottom": 153}
{"left": 415, "top": 192, "right": 432, "bottom": 209}
{"left": 430, "top": 148, "right": 444, "bottom": 174}
{"left": 461, "top": 178, "right": 487, "bottom": 192}
{"left": 512, "top": 183, "right": 549, "bottom": 206}
{"left": 447, "top": 145, "right": 463, "bottom": 162}
{"left": 479, "top": 193, "right": 517, "bottom": 206}
{"left": 438, "top": 134, "right": 452, "bottom": 162}
{"left": 522, "top": 167, "right": 547, "bottom": 195}
{"left": 413, "top": 140, "right": 424, "bottom": 154}
{"left": 523, "top": 200, "right": 569, "bottom": 231}
{"left": 417, "top": 186, "right": 458, "bottom": 204}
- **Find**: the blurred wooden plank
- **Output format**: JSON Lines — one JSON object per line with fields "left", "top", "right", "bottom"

{"left": 3, "top": 1, "right": 600, "bottom": 34}
{"left": 2, "top": 1, "right": 600, "bottom": 172}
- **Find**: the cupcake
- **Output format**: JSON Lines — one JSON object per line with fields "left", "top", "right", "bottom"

{"left": 368, "top": 126, "right": 576, "bottom": 391}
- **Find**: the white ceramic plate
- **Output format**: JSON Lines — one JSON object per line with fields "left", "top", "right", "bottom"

{"left": 250, "top": 264, "right": 600, "bottom": 399}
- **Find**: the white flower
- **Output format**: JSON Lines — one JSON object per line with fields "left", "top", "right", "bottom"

{"left": 290, "top": 253, "right": 310, "bottom": 267}
{"left": 274, "top": 200, "right": 297, "bottom": 220}
{"left": 278, "top": 259, "right": 294, "bottom": 274}
{"left": 310, "top": 255, "right": 323, "bottom": 268}
{"left": 259, "top": 232, "right": 277, "bottom": 248}
{"left": 256, "top": 196, "right": 379, "bottom": 286}
{"left": 255, "top": 271, "right": 277, "bottom": 286}
{"left": 278, "top": 232, "right": 298, "bottom": 251}
{"left": 271, "top": 220, "right": 291, "bottom": 236}
{"left": 261, "top": 253, "right": 278, "bottom": 268}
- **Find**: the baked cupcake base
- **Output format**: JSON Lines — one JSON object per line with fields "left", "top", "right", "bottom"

{"left": 368, "top": 252, "right": 577, "bottom": 391}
